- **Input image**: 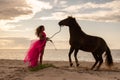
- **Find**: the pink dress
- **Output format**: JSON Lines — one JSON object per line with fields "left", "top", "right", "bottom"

{"left": 24, "top": 31, "right": 46, "bottom": 67}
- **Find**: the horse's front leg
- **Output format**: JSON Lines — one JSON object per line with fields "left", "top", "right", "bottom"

{"left": 68, "top": 47, "right": 74, "bottom": 67}
{"left": 74, "top": 49, "right": 79, "bottom": 67}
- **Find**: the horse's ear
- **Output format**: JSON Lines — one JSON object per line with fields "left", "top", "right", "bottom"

{"left": 72, "top": 17, "right": 75, "bottom": 19}
{"left": 72, "top": 16, "right": 75, "bottom": 19}
{"left": 68, "top": 16, "right": 72, "bottom": 18}
{"left": 71, "top": 16, "right": 75, "bottom": 19}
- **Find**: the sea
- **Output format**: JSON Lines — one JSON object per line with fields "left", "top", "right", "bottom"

{"left": 0, "top": 49, "right": 120, "bottom": 62}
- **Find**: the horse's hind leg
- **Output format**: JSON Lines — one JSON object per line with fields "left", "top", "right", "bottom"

{"left": 74, "top": 49, "right": 79, "bottom": 67}
{"left": 68, "top": 47, "right": 74, "bottom": 67}
{"left": 91, "top": 53, "right": 99, "bottom": 70}
{"left": 96, "top": 55, "right": 103, "bottom": 70}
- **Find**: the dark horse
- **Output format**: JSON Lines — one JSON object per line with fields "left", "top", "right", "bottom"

{"left": 58, "top": 16, "right": 113, "bottom": 70}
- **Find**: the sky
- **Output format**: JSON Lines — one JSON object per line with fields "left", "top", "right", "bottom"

{"left": 0, "top": 0, "right": 120, "bottom": 49}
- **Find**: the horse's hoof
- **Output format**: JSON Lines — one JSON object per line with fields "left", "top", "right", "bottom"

{"left": 91, "top": 66, "right": 95, "bottom": 70}
{"left": 95, "top": 67, "right": 100, "bottom": 71}
{"left": 91, "top": 67, "right": 94, "bottom": 70}
{"left": 94, "top": 68, "right": 100, "bottom": 71}
{"left": 70, "top": 63, "right": 73, "bottom": 67}
{"left": 76, "top": 64, "right": 79, "bottom": 67}
{"left": 91, "top": 67, "right": 99, "bottom": 71}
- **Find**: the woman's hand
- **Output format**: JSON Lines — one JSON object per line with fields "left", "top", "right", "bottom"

{"left": 46, "top": 37, "right": 53, "bottom": 42}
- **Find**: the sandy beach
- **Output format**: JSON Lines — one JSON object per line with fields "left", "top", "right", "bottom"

{"left": 0, "top": 59, "right": 120, "bottom": 80}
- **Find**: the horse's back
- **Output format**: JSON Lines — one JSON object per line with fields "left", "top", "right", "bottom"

{"left": 70, "top": 34, "right": 107, "bottom": 52}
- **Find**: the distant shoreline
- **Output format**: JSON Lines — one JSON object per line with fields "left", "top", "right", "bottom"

{"left": 0, "top": 49, "right": 120, "bottom": 62}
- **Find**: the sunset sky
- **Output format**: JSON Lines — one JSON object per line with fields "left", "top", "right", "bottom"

{"left": 0, "top": 0, "right": 120, "bottom": 49}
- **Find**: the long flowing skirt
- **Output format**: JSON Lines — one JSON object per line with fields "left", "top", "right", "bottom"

{"left": 24, "top": 39, "right": 46, "bottom": 67}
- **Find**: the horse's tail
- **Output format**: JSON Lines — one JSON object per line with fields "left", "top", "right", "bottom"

{"left": 105, "top": 46, "right": 113, "bottom": 67}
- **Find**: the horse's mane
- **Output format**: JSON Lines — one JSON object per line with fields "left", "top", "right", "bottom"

{"left": 70, "top": 17, "right": 86, "bottom": 36}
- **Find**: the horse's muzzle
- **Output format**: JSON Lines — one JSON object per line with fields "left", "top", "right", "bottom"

{"left": 58, "top": 21, "right": 63, "bottom": 27}
{"left": 58, "top": 22, "right": 61, "bottom": 26}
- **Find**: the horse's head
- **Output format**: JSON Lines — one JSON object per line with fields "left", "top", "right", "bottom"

{"left": 58, "top": 16, "right": 75, "bottom": 27}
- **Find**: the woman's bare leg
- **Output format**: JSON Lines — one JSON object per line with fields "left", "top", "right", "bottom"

{"left": 39, "top": 50, "right": 44, "bottom": 65}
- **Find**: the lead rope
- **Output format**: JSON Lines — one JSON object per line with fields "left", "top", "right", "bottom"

{"left": 49, "top": 27, "right": 61, "bottom": 39}
{"left": 48, "top": 27, "right": 61, "bottom": 50}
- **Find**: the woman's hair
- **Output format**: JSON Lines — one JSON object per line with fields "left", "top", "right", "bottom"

{"left": 35, "top": 25, "right": 44, "bottom": 37}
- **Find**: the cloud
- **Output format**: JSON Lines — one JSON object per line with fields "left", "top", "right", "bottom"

{"left": 0, "top": 20, "right": 17, "bottom": 31}
{"left": 40, "top": 12, "right": 69, "bottom": 20}
{"left": 1, "top": 0, "right": 119, "bottom": 22}
{"left": 74, "top": 10, "right": 120, "bottom": 22}
{"left": 0, "top": 0, "right": 32, "bottom": 20}
{"left": 62, "top": 0, "right": 120, "bottom": 12}
{"left": 0, "top": 37, "right": 31, "bottom": 49}
{"left": 0, "top": 0, "right": 52, "bottom": 20}
{"left": 40, "top": 0, "right": 120, "bottom": 22}
{"left": 27, "top": 0, "right": 52, "bottom": 13}
{"left": 0, "top": 37, "right": 70, "bottom": 49}
{"left": 0, "top": 0, "right": 53, "bottom": 31}
{"left": 64, "top": 0, "right": 120, "bottom": 22}
{"left": 53, "top": 0, "right": 67, "bottom": 6}
{"left": 53, "top": 0, "right": 58, "bottom": 4}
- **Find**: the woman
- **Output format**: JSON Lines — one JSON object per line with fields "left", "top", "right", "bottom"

{"left": 24, "top": 25, "right": 49, "bottom": 67}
